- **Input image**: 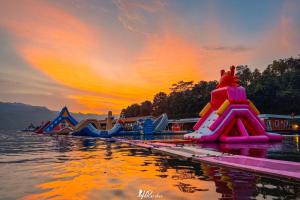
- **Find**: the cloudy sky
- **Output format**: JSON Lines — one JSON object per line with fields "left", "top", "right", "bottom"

{"left": 0, "top": 0, "right": 299, "bottom": 114}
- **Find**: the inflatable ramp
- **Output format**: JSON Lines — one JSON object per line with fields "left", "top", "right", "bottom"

{"left": 73, "top": 119, "right": 100, "bottom": 132}
{"left": 72, "top": 123, "right": 123, "bottom": 138}
{"left": 153, "top": 113, "right": 168, "bottom": 132}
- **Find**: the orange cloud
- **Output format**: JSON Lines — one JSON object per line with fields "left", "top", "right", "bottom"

{"left": 4, "top": 0, "right": 295, "bottom": 114}
{"left": 0, "top": 0, "right": 211, "bottom": 113}
{"left": 68, "top": 95, "right": 135, "bottom": 113}
{"left": 0, "top": 0, "right": 145, "bottom": 113}
{"left": 0, "top": 0, "right": 104, "bottom": 92}
{"left": 134, "top": 32, "right": 202, "bottom": 92}
{"left": 113, "top": 0, "right": 167, "bottom": 35}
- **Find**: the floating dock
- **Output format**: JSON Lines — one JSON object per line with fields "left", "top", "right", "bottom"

{"left": 113, "top": 138, "right": 300, "bottom": 182}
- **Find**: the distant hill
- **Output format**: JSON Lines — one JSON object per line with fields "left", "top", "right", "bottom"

{"left": 0, "top": 102, "right": 107, "bottom": 130}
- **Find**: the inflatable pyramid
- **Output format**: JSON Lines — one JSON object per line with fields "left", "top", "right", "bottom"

{"left": 184, "top": 66, "right": 282, "bottom": 143}
{"left": 44, "top": 106, "right": 78, "bottom": 133}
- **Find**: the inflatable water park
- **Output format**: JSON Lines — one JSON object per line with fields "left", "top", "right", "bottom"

{"left": 21, "top": 66, "right": 300, "bottom": 182}
{"left": 26, "top": 67, "right": 288, "bottom": 141}
{"left": 72, "top": 113, "right": 169, "bottom": 137}
{"left": 26, "top": 66, "right": 285, "bottom": 143}
{"left": 105, "top": 67, "right": 298, "bottom": 182}
{"left": 31, "top": 106, "right": 169, "bottom": 137}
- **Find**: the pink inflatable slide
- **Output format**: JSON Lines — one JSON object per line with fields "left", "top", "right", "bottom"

{"left": 184, "top": 66, "right": 282, "bottom": 143}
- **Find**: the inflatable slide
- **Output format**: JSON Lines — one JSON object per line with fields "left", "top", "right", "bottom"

{"left": 153, "top": 113, "right": 168, "bottom": 132}
{"left": 72, "top": 113, "right": 169, "bottom": 137}
{"left": 72, "top": 122, "right": 123, "bottom": 137}
{"left": 35, "top": 121, "right": 50, "bottom": 133}
{"left": 184, "top": 66, "right": 282, "bottom": 143}
{"left": 73, "top": 119, "right": 100, "bottom": 132}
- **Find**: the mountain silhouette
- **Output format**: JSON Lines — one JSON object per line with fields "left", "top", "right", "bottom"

{"left": 0, "top": 102, "right": 107, "bottom": 130}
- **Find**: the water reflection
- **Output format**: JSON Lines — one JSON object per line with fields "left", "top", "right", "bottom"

{"left": 0, "top": 131, "right": 300, "bottom": 200}
{"left": 202, "top": 163, "right": 300, "bottom": 199}
{"left": 120, "top": 134, "right": 183, "bottom": 141}
{"left": 256, "top": 177, "right": 300, "bottom": 199}
{"left": 197, "top": 142, "right": 282, "bottom": 158}
{"left": 202, "top": 164, "right": 258, "bottom": 199}
{"left": 196, "top": 136, "right": 300, "bottom": 162}
{"left": 81, "top": 138, "right": 97, "bottom": 150}
{"left": 52, "top": 135, "right": 77, "bottom": 152}
{"left": 268, "top": 135, "right": 300, "bottom": 162}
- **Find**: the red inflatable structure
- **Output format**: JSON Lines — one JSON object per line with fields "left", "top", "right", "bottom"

{"left": 184, "top": 66, "right": 283, "bottom": 143}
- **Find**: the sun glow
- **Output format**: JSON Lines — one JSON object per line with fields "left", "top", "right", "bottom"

{"left": 0, "top": 0, "right": 299, "bottom": 113}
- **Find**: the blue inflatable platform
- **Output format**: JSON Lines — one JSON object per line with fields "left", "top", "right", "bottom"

{"left": 72, "top": 123, "right": 123, "bottom": 137}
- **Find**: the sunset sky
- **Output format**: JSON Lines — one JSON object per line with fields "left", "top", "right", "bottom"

{"left": 0, "top": 0, "right": 299, "bottom": 114}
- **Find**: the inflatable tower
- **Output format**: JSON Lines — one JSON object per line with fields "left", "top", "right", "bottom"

{"left": 184, "top": 66, "right": 282, "bottom": 143}
{"left": 106, "top": 111, "right": 113, "bottom": 130}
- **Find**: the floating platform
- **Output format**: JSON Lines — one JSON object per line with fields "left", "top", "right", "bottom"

{"left": 113, "top": 138, "right": 300, "bottom": 182}
{"left": 197, "top": 155, "right": 300, "bottom": 182}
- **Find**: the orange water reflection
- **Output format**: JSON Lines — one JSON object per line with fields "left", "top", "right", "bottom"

{"left": 22, "top": 140, "right": 216, "bottom": 200}
{"left": 15, "top": 136, "right": 300, "bottom": 200}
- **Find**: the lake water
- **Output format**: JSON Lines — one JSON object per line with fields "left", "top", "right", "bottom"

{"left": 0, "top": 131, "right": 300, "bottom": 200}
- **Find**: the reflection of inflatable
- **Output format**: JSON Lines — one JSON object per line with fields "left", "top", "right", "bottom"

{"left": 48, "top": 127, "right": 73, "bottom": 135}
{"left": 197, "top": 142, "right": 282, "bottom": 158}
{"left": 184, "top": 66, "right": 282, "bottom": 143}
{"left": 201, "top": 163, "right": 258, "bottom": 200}
{"left": 72, "top": 123, "right": 123, "bottom": 138}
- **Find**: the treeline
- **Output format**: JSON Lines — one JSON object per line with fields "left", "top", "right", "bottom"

{"left": 120, "top": 57, "right": 300, "bottom": 118}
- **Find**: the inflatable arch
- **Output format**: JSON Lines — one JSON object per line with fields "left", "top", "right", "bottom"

{"left": 73, "top": 119, "right": 101, "bottom": 131}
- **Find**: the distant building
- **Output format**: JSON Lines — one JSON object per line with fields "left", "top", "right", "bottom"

{"left": 168, "top": 118, "right": 199, "bottom": 131}
{"left": 167, "top": 115, "right": 300, "bottom": 133}
{"left": 259, "top": 114, "right": 300, "bottom": 133}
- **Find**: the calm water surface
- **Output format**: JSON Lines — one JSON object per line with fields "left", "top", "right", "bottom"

{"left": 0, "top": 131, "right": 300, "bottom": 200}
